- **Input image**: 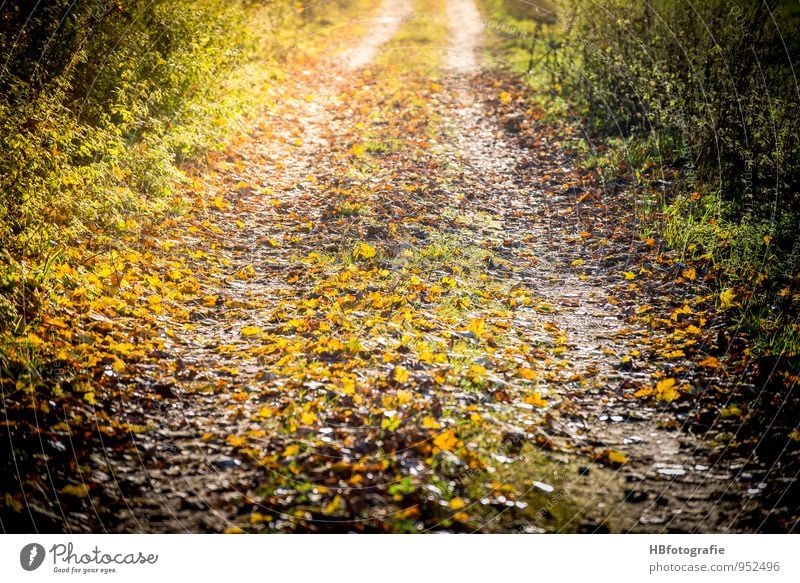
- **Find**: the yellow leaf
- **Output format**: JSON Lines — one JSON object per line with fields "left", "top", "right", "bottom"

{"left": 339, "top": 376, "right": 356, "bottom": 395}
{"left": 24, "top": 332, "right": 45, "bottom": 347}
{"left": 450, "top": 497, "right": 467, "bottom": 510}
{"left": 571, "top": 259, "right": 584, "bottom": 267}
{"left": 698, "top": 355, "right": 720, "bottom": 368}
{"left": 518, "top": 367, "right": 537, "bottom": 380}
{"left": 61, "top": 484, "right": 90, "bottom": 498}
{"left": 682, "top": 267, "right": 697, "bottom": 280}
{"left": 524, "top": 393, "right": 549, "bottom": 408}
{"left": 623, "top": 271, "right": 636, "bottom": 280}
{"left": 433, "top": 430, "right": 458, "bottom": 451}
{"left": 353, "top": 242, "right": 376, "bottom": 260}
{"left": 788, "top": 431, "right": 800, "bottom": 442}
{"left": 241, "top": 325, "right": 262, "bottom": 337}
{"left": 4, "top": 493, "right": 22, "bottom": 513}
{"left": 422, "top": 416, "right": 441, "bottom": 429}
{"left": 324, "top": 495, "right": 343, "bottom": 515}
{"left": 392, "top": 365, "right": 410, "bottom": 383}
{"left": 720, "top": 288, "right": 737, "bottom": 309}
{"left": 607, "top": 450, "right": 629, "bottom": 465}
{"left": 499, "top": 91, "right": 512, "bottom": 104}
{"left": 282, "top": 444, "right": 300, "bottom": 457}
{"left": 467, "top": 318, "right": 486, "bottom": 338}
{"left": 656, "top": 377, "right": 676, "bottom": 391}
{"left": 84, "top": 392, "right": 97, "bottom": 406}
{"left": 223, "top": 526, "right": 245, "bottom": 534}
{"left": 397, "top": 389, "right": 413, "bottom": 405}
{"left": 300, "top": 411, "right": 317, "bottom": 425}
{"left": 721, "top": 405, "right": 742, "bottom": 418}
{"left": 213, "top": 196, "right": 228, "bottom": 210}
{"left": 227, "top": 435, "right": 247, "bottom": 448}
{"left": 655, "top": 378, "right": 680, "bottom": 402}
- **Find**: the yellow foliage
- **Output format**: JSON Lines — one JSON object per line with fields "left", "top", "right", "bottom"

{"left": 392, "top": 365, "right": 410, "bottom": 383}
{"left": 655, "top": 378, "right": 680, "bottom": 402}
{"left": 433, "top": 429, "right": 458, "bottom": 451}
{"left": 353, "top": 242, "right": 376, "bottom": 260}
{"left": 720, "top": 288, "right": 737, "bottom": 309}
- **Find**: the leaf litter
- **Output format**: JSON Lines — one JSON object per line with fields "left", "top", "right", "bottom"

{"left": 1, "top": 0, "right": 795, "bottom": 534}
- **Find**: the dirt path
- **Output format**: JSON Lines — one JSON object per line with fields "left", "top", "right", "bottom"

{"left": 6, "top": 0, "right": 785, "bottom": 534}
{"left": 445, "top": 0, "right": 485, "bottom": 72}
{"left": 340, "top": 0, "right": 413, "bottom": 70}
{"left": 437, "top": 0, "right": 766, "bottom": 533}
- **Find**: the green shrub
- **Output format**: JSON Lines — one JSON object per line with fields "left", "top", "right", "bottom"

{"left": 557, "top": 0, "right": 800, "bottom": 233}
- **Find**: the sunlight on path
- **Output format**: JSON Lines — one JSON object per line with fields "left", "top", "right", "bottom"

{"left": 340, "top": 0, "right": 413, "bottom": 70}
{"left": 445, "top": 0, "right": 485, "bottom": 72}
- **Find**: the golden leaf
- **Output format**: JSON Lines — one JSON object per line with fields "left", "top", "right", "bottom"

{"left": 227, "top": 435, "right": 247, "bottom": 448}
{"left": 213, "top": 196, "right": 228, "bottom": 211}
{"left": 607, "top": 450, "right": 629, "bottom": 465}
{"left": 300, "top": 411, "right": 317, "bottom": 425}
{"left": 422, "top": 416, "right": 441, "bottom": 429}
{"left": 353, "top": 242, "right": 376, "bottom": 260}
{"left": 655, "top": 378, "right": 680, "bottom": 402}
{"left": 524, "top": 393, "right": 549, "bottom": 408}
{"left": 61, "top": 484, "right": 90, "bottom": 498}
{"left": 392, "top": 365, "right": 410, "bottom": 383}
{"left": 324, "top": 495, "right": 343, "bottom": 515}
{"left": 433, "top": 430, "right": 458, "bottom": 451}
{"left": 720, "top": 288, "right": 737, "bottom": 309}
{"left": 699, "top": 355, "right": 720, "bottom": 368}
{"left": 282, "top": 444, "right": 300, "bottom": 457}
{"left": 241, "top": 325, "right": 262, "bottom": 337}
{"left": 450, "top": 497, "right": 467, "bottom": 510}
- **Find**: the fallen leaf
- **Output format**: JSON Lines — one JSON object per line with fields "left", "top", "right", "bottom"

{"left": 433, "top": 430, "right": 458, "bottom": 451}
{"left": 61, "top": 484, "right": 90, "bottom": 498}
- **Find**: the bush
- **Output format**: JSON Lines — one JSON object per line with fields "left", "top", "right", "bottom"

{"left": 556, "top": 0, "right": 800, "bottom": 239}
{"left": 0, "top": 0, "right": 349, "bottom": 331}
